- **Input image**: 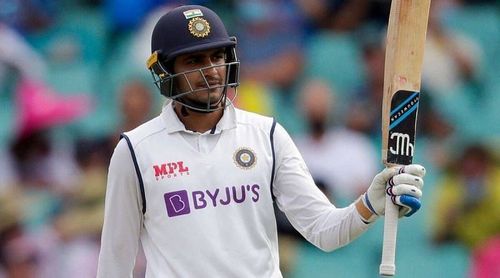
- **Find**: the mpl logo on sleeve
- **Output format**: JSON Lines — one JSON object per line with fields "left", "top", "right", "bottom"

{"left": 153, "top": 161, "right": 190, "bottom": 180}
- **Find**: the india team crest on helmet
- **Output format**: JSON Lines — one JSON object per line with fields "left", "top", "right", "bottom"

{"left": 233, "top": 148, "right": 257, "bottom": 169}
{"left": 188, "top": 17, "right": 211, "bottom": 38}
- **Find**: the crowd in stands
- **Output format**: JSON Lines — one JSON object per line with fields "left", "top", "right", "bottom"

{"left": 0, "top": 0, "right": 499, "bottom": 277}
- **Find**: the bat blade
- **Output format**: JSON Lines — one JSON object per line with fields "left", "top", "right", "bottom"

{"left": 380, "top": 0, "right": 431, "bottom": 276}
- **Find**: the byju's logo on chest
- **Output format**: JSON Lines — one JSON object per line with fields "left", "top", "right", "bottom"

{"left": 164, "top": 184, "right": 261, "bottom": 217}
{"left": 153, "top": 161, "right": 190, "bottom": 180}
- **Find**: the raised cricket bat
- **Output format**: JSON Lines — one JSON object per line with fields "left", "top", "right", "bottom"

{"left": 380, "top": 0, "right": 431, "bottom": 276}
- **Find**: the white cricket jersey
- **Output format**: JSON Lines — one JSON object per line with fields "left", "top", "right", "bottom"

{"left": 97, "top": 103, "right": 370, "bottom": 278}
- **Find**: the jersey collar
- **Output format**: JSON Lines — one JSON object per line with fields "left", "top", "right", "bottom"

{"left": 161, "top": 101, "right": 237, "bottom": 134}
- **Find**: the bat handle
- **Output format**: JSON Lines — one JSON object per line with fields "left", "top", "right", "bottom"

{"left": 380, "top": 193, "right": 399, "bottom": 276}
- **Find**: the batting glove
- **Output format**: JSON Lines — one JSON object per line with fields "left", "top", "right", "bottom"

{"left": 361, "top": 164, "right": 426, "bottom": 222}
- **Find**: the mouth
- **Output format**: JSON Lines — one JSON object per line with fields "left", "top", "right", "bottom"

{"left": 196, "top": 79, "right": 222, "bottom": 88}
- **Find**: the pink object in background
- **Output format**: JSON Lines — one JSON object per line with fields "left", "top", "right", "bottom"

{"left": 471, "top": 236, "right": 500, "bottom": 278}
{"left": 15, "top": 79, "right": 91, "bottom": 137}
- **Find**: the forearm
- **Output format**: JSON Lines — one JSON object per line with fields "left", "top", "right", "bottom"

{"left": 303, "top": 203, "right": 372, "bottom": 252}
{"left": 309, "top": 196, "right": 377, "bottom": 251}
{"left": 273, "top": 123, "right": 373, "bottom": 251}
{"left": 276, "top": 183, "right": 372, "bottom": 252}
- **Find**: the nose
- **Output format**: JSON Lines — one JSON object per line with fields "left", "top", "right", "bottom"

{"left": 202, "top": 63, "right": 218, "bottom": 75}
{"left": 201, "top": 61, "right": 220, "bottom": 80}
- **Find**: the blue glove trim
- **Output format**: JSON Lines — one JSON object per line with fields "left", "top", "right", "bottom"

{"left": 399, "top": 194, "right": 421, "bottom": 217}
{"left": 364, "top": 193, "right": 378, "bottom": 216}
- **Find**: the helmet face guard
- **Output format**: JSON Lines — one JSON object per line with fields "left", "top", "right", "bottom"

{"left": 147, "top": 5, "right": 241, "bottom": 113}
{"left": 147, "top": 43, "right": 240, "bottom": 112}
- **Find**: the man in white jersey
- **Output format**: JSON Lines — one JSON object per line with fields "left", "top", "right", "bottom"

{"left": 97, "top": 5, "right": 426, "bottom": 277}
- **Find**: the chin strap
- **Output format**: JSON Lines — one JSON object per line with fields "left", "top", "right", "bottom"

{"left": 174, "top": 92, "right": 226, "bottom": 114}
{"left": 180, "top": 105, "right": 190, "bottom": 117}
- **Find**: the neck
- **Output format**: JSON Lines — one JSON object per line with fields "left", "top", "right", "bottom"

{"left": 173, "top": 103, "right": 223, "bottom": 133}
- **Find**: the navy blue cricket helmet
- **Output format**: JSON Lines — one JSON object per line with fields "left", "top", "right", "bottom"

{"left": 146, "top": 5, "right": 240, "bottom": 112}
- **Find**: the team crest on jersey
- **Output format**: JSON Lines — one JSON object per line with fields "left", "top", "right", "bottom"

{"left": 233, "top": 147, "right": 257, "bottom": 169}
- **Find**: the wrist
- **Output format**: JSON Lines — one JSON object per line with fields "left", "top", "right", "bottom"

{"left": 356, "top": 195, "right": 378, "bottom": 224}
{"left": 362, "top": 192, "right": 379, "bottom": 216}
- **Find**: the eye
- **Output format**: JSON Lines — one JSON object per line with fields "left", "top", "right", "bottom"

{"left": 186, "top": 58, "right": 198, "bottom": 65}
{"left": 212, "top": 52, "right": 225, "bottom": 63}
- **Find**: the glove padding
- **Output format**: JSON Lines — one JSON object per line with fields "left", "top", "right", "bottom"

{"left": 362, "top": 164, "right": 426, "bottom": 221}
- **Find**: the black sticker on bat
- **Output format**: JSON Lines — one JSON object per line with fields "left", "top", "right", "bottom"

{"left": 386, "top": 90, "right": 420, "bottom": 165}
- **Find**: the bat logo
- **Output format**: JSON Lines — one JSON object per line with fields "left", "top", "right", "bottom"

{"left": 386, "top": 90, "right": 419, "bottom": 165}
{"left": 389, "top": 132, "right": 414, "bottom": 156}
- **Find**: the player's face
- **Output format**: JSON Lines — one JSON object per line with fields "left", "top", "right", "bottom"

{"left": 172, "top": 48, "right": 227, "bottom": 106}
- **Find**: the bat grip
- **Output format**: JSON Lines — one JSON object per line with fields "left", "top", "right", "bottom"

{"left": 380, "top": 193, "right": 399, "bottom": 276}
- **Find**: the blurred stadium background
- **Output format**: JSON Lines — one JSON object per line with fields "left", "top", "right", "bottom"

{"left": 0, "top": 0, "right": 499, "bottom": 277}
